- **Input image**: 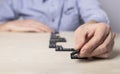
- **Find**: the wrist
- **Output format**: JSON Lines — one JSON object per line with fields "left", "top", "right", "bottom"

{"left": 86, "top": 20, "right": 98, "bottom": 24}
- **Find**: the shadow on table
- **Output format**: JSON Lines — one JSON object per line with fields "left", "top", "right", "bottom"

{"left": 76, "top": 49, "right": 120, "bottom": 63}
{"left": 110, "top": 49, "right": 120, "bottom": 59}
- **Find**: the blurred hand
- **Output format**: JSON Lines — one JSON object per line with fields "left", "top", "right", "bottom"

{"left": 0, "top": 20, "right": 53, "bottom": 33}
{"left": 75, "top": 21, "right": 116, "bottom": 58}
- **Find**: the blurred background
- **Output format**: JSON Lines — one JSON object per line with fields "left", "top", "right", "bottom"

{"left": 99, "top": 0, "right": 120, "bottom": 33}
{"left": 0, "top": 0, "right": 120, "bottom": 33}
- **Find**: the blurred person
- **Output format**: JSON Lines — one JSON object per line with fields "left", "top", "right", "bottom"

{"left": 0, "top": 0, "right": 116, "bottom": 58}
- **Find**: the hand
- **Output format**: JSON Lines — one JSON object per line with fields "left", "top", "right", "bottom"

{"left": 75, "top": 21, "right": 116, "bottom": 58}
{"left": 0, "top": 19, "right": 54, "bottom": 33}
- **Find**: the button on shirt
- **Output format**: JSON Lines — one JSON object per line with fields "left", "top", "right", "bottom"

{"left": 0, "top": 0, "right": 109, "bottom": 31}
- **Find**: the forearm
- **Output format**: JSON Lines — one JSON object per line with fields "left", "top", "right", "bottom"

{"left": 0, "top": 0, "right": 18, "bottom": 26}
{"left": 85, "top": 20, "right": 110, "bottom": 26}
{"left": 85, "top": 20, "right": 98, "bottom": 24}
{"left": 77, "top": 0, "right": 109, "bottom": 24}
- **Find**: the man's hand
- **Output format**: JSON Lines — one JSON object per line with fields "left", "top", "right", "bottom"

{"left": 0, "top": 20, "right": 53, "bottom": 33}
{"left": 75, "top": 21, "right": 116, "bottom": 58}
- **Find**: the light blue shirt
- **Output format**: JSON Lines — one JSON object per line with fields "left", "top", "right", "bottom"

{"left": 0, "top": 0, "right": 109, "bottom": 31}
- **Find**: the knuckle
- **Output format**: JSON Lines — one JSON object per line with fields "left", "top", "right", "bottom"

{"left": 105, "top": 24, "right": 110, "bottom": 29}
{"left": 99, "top": 45, "right": 109, "bottom": 53}
{"left": 94, "top": 37, "right": 101, "bottom": 41}
{"left": 105, "top": 24, "right": 111, "bottom": 31}
{"left": 99, "top": 23, "right": 111, "bottom": 30}
{"left": 93, "top": 36, "right": 103, "bottom": 44}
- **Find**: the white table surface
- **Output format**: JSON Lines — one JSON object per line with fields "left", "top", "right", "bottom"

{"left": 0, "top": 32, "right": 120, "bottom": 74}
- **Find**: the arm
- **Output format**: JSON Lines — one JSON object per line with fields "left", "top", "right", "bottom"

{"left": 77, "top": 0, "right": 109, "bottom": 23}
{"left": 0, "top": 0, "right": 53, "bottom": 32}
{"left": 75, "top": 0, "right": 116, "bottom": 58}
{"left": 0, "top": 0, "right": 19, "bottom": 24}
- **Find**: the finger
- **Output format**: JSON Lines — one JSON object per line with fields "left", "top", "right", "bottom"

{"left": 75, "top": 28, "right": 88, "bottom": 50}
{"left": 87, "top": 30, "right": 95, "bottom": 38}
{"left": 10, "top": 26, "right": 43, "bottom": 33}
{"left": 80, "top": 27, "right": 109, "bottom": 57}
{"left": 35, "top": 23, "right": 54, "bottom": 32}
{"left": 25, "top": 23, "right": 54, "bottom": 32}
{"left": 39, "top": 26, "right": 53, "bottom": 32}
{"left": 93, "top": 42, "right": 114, "bottom": 59}
{"left": 91, "top": 32, "right": 115, "bottom": 57}
{"left": 2, "top": 20, "right": 53, "bottom": 33}
{"left": 24, "top": 24, "right": 53, "bottom": 33}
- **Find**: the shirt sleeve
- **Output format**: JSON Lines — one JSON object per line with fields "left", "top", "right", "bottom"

{"left": 77, "top": 0, "right": 110, "bottom": 24}
{"left": 0, "top": 0, "right": 19, "bottom": 24}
